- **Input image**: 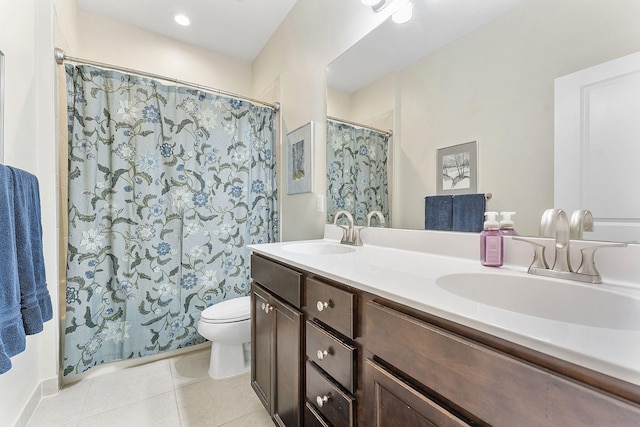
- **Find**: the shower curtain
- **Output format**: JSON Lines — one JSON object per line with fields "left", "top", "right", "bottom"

{"left": 326, "top": 120, "right": 389, "bottom": 225}
{"left": 63, "top": 64, "right": 277, "bottom": 375}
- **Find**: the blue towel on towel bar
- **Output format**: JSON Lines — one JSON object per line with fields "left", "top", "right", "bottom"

{"left": 9, "top": 166, "right": 52, "bottom": 335}
{"left": 0, "top": 165, "right": 26, "bottom": 373}
{"left": 452, "top": 193, "right": 486, "bottom": 233}
{"left": 425, "top": 195, "right": 453, "bottom": 230}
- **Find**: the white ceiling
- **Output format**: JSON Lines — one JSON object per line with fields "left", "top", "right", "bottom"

{"left": 76, "top": 0, "right": 298, "bottom": 62}
{"left": 328, "top": 0, "right": 527, "bottom": 93}
{"left": 76, "top": 0, "right": 526, "bottom": 86}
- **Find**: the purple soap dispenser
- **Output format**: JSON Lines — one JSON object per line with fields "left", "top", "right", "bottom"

{"left": 480, "top": 211, "right": 503, "bottom": 267}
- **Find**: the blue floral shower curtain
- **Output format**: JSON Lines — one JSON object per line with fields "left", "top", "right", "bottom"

{"left": 63, "top": 64, "right": 277, "bottom": 375}
{"left": 326, "top": 120, "right": 389, "bottom": 225}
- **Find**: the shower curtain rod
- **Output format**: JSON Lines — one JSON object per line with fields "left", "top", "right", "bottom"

{"left": 54, "top": 47, "right": 280, "bottom": 111}
{"left": 327, "top": 116, "right": 393, "bottom": 137}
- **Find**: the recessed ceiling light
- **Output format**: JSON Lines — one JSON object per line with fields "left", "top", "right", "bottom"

{"left": 172, "top": 13, "right": 191, "bottom": 26}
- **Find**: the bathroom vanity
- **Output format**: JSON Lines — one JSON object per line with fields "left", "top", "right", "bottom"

{"left": 249, "top": 230, "right": 640, "bottom": 427}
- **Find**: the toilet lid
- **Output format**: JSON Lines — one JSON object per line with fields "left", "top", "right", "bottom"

{"left": 200, "top": 296, "right": 250, "bottom": 323}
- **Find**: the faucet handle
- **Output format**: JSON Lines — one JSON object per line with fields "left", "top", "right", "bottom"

{"left": 353, "top": 226, "right": 364, "bottom": 246}
{"left": 576, "top": 242, "right": 628, "bottom": 281}
{"left": 336, "top": 225, "right": 350, "bottom": 244}
{"left": 513, "top": 237, "right": 549, "bottom": 270}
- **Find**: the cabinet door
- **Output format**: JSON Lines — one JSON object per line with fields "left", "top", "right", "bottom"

{"left": 251, "top": 285, "right": 273, "bottom": 412}
{"left": 273, "top": 295, "right": 303, "bottom": 427}
{"left": 365, "top": 358, "right": 471, "bottom": 427}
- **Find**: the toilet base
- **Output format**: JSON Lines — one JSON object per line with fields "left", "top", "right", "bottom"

{"left": 208, "top": 341, "right": 250, "bottom": 379}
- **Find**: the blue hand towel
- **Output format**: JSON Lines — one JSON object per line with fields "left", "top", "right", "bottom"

{"left": 0, "top": 165, "right": 26, "bottom": 373}
{"left": 452, "top": 193, "right": 486, "bottom": 233}
{"left": 425, "top": 195, "right": 453, "bottom": 230}
{"left": 9, "top": 167, "right": 52, "bottom": 335}
{"left": 24, "top": 170, "right": 52, "bottom": 322}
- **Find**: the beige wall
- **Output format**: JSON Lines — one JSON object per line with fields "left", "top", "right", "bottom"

{"left": 395, "top": 0, "right": 640, "bottom": 235}
{"left": 0, "top": 0, "right": 60, "bottom": 425}
{"left": 75, "top": 11, "right": 253, "bottom": 96}
{"left": 328, "top": 71, "right": 395, "bottom": 130}
{"left": 252, "top": 0, "right": 388, "bottom": 241}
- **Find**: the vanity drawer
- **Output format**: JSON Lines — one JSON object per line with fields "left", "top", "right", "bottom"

{"left": 306, "top": 278, "right": 356, "bottom": 339}
{"left": 365, "top": 358, "right": 471, "bottom": 427}
{"left": 365, "top": 301, "right": 640, "bottom": 426}
{"left": 304, "top": 402, "right": 330, "bottom": 427}
{"left": 306, "top": 361, "right": 355, "bottom": 427}
{"left": 251, "top": 254, "right": 303, "bottom": 308}
{"left": 306, "top": 321, "right": 356, "bottom": 393}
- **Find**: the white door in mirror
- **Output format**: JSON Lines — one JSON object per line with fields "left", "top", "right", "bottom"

{"left": 555, "top": 51, "right": 640, "bottom": 243}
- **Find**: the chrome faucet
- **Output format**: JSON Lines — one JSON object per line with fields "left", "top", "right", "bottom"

{"left": 366, "top": 210, "right": 386, "bottom": 227}
{"left": 333, "top": 210, "right": 362, "bottom": 246}
{"left": 570, "top": 209, "right": 594, "bottom": 240}
{"left": 514, "top": 208, "right": 626, "bottom": 284}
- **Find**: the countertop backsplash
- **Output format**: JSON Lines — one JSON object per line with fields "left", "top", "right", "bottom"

{"left": 323, "top": 224, "right": 640, "bottom": 289}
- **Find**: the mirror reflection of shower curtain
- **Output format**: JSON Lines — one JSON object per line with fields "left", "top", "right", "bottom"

{"left": 63, "top": 64, "right": 277, "bottom": 375}
{"left": 326, "top": 120, "right": 389, "bottom": 226}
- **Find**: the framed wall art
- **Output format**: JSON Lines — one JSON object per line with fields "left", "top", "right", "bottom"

{"left": 436, "top": 140, "right": 478, "bottom": 195}
{"left": 286, "top": 121, "right": 313, "bottom": 194}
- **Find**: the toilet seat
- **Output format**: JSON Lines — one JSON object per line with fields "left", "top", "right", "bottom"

{"left": 200, "top": 296, "right": 250, "bottom": 324}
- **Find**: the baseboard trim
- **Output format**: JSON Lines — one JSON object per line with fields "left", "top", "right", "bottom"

{"left": 14, "top": 375, "right": 58, "bottom": 427}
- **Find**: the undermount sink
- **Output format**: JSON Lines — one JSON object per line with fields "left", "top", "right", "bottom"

{"left": 436, "top": 272, "right": 640, "bottom": 330}
{"left": 282, "top": 242, "right": 356, "bottom": 255}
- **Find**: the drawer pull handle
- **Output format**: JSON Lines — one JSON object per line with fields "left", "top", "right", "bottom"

{"left": 263, "top": 303, "right": 273, "bottom": 314}
{"left": 316, "top": 301, "right": 329, "bottom": 312}
{"left": 316, "top": 349, "right": 328, "bottom": 360}
{"left": 316, "top": 393, "right": 331, "bottom": 407}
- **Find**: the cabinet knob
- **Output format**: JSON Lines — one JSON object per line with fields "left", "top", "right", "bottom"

{"left": 316, "top": 349, "right": 328, "bottom": 360}
{"left": 316, "top": 393, "right": 331, "bottom": 408}
{"left": 316, "top": 301, "right": 329, "bottom": 312}
{"left": 263, "top": 303, "right": 273, "bottom": 314}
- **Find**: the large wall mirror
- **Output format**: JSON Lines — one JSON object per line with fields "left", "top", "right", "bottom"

{"left": 326, "top": 0, "right": 640, "bottom": 243}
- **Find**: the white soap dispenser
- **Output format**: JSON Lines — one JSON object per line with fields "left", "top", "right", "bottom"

{"left": 499, "top": 212, "right": 518, "bottom": 236}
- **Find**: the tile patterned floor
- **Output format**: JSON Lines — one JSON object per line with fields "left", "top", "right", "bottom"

{"left": 26, "top": 348, "right": 273, "bottom": 427}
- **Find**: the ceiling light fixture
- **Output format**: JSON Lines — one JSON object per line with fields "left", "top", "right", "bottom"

{"left": 361, "top": 0, "right": 385, "bottom": 7}
{"left": 391, "top": 1, "right": 413, "bottom": 24}
{"left": 172, "top": 12, "right": 191, "bottom": 26}
{"left": 363, "top": 0, "right": 414, "bottom": 24}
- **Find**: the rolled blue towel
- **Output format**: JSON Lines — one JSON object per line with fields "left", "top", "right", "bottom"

{"left": 425, "top": 195, "right": 453, "bottom": 230}
{"left": 9, "top": 167, "right": 52, "bottom": 335}
{"left": 0, "top": 165, "right": 26, "bottom": 368}
{"left": 452, "top": 193, "right": 486, "bottom": 233}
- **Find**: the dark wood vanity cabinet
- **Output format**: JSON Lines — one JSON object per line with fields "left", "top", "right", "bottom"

{"left": 364, "top": 300, "right": 640, "bottom": 427}
{"left": 251, "top": 255, "right": 304, "bottom": 427}
{"left": 250, "top": 253, "right": 640, "bottom": 427}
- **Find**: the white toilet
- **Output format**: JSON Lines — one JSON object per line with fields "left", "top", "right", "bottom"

{"left": 197, "top": 295, "right": 251, "bottom": 379}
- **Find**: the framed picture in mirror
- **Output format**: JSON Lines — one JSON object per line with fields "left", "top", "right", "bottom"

{"left": 286, "top": 121, "right": 313, "bottom": 194}
{"left": 436, "top": 141, "right": 478, "bottom": 195}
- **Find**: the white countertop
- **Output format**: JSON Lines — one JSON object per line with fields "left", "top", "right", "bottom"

{"left": 248, "top": 232, "right": 640, "bottom": 388}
